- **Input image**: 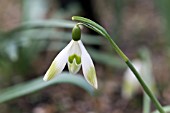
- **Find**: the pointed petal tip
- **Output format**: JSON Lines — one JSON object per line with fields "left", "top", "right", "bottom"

{"left": 43, "top": 71, "right": 52, "bottom": 81}
{"left": 86, "top": 79, "right": 98, "bottom": 89}
{"left": 92, "top": 79, "right": 98, "bottom": 89}
{"left": 83, "top": 66, "right": 98, "bottom": 89}
{"left": 87, "top": 76, "right": 98, "bottom": 89}
{"left": 43, "top": 76, "right": 49, "bottom": 81}
{"left": 86, "top": 73, "right": 98, "bottom": 89}
{"left": 93, "top": 83, "right": 98, "bottom": 89}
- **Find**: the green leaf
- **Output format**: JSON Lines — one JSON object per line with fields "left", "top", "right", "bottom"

{"left": 5, "top": 20, "right": 76, "bottom": 36}
{"left": 26, "top": 30, "right": 102, "bottom": 45}
{"left": 87, "top": 48, "right": 126, "bottom": 69}
{"left": 155, "top": 0, "right": 170, "bottom": 45}
{"left": 0, "top": 72, "right": 95, "bottom": 103}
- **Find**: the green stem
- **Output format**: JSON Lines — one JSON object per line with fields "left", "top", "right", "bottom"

{"left": 72, "top": 16, "right": 165, "bottom": 113}
{"left": 126, "top": 61, "right": 164, "bottom": 113}
{"left": 152, "top": 106, "right": 170, "bottom": 113}
{"left": 104, "top": 34, "right": 129, "bottom": 62}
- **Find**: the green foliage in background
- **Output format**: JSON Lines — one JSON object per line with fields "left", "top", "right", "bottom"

{"left": 0, "top": 73, "right": 95, "bottom": 103}
{"left": 0, "top": 0, "right": 126, "bottom": 102}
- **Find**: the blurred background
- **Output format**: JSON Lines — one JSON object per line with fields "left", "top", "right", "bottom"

{"left": 0, "top": 0, "right": 170, "bottom": 113}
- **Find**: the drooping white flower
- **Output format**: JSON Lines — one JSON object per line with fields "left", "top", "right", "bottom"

{"left": 122, "top": 60, "right": 142, "bottom": 99}
{"left": 43, "top": 40, "right": 98, "bottom": 89}
{"left": 122, "top": 59, "right": 157, "bottom": 99}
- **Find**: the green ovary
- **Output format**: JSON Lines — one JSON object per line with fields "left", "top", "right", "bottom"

{"left": 72, "top": 25, "right": 81, "bottom": 41}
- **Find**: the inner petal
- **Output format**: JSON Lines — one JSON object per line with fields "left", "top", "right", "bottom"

{"left": 68, "top": 58, "right": 81, "bottom": 74}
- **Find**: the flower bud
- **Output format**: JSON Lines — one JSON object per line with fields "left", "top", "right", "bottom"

{"left": 72, "top": 25, "right": 81, "bottom": 41}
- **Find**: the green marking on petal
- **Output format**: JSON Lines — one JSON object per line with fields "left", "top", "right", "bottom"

{"left": 68, "top": 54, "right": 81, "bottom": 64}
{"left": 46, "top": 62, "right": 58, "bottom": 80}
{"left": 68, "top": 55, "right": 73, "bottom": 63}
{"left": 86, "top": 67, "right": 97, "bottom": 87}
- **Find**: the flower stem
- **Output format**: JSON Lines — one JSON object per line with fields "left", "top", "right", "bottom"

{"left": 105, "top": 32, "right": 164, "bottom": 113}
{"left": 72, "top": 16, "right": 165, "bottom": 113}
{"left": 152, "top": 106, "right": 170, "bottom": 113}
{"left": 126, "top": 60, "right": 165, "bottom": 113}
{"left": 106, "top": 34, "right": 165, "bottom": 113}
{"left": 104, "top": 34, "right": 129, "bottom": 62}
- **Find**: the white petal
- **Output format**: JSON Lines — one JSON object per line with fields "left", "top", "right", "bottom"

{"left": 78, "top": 40, "right": 98, "bottom": 89}
{"left": 68, "top": 40, "right": 81, "bottom": 56}
{"left": 68, "top": 59, "right": 81, "bottom": 74}
{"left": 122, "top": 59, "right": 142, "bottom": 99}
{"left": 43, "top": 40, "right": 73, "bottom": 81}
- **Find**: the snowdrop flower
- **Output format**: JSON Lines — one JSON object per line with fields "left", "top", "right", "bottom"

{"left": 122, "top": 59, "right": 142, "bottom": 99}
{"left": 43, "top": 25, "right": 98, "bottom": 89}
{"left": 122, "top": 59, "right": 157, "bottom": 99}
